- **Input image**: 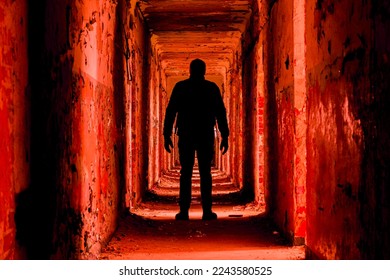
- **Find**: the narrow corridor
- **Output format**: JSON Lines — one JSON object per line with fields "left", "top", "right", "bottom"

{"left": 1, "top": 0, "right": 390, "bottom": 260}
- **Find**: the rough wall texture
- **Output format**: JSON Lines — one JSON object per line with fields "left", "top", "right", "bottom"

{"left": 0, "top": 0, "right": 29, "bottom": 259}
{"left": 242, "top": 0, "right": 266, "bottom": 206}
{"left": 267, "top": 0, "right": 297, "bottom": 241}
{"left": 127, "top": 2, "right": 149, "bottom": 208}
{"left": 305, "top": 0, "right": 390, "bottom": 259}
{"left": 148, "top": 55, "right": 161, "bottom": 189}
{"left": 55, "top": 0, "right": 126, "bottom": 259}
{"left": 231, "top": 52, "right": 244, "bottom": 190}
{"left": 12, "top": 0, "right": 128, "bottom": 259}
{"left": 291, "top": 0, "right": 307, "bottom": 244}
{"left": 119, "top": 0, "right": 150, "bottom": 211}
{"left": 255, "top": 0, "right": 306, "bottom": 244}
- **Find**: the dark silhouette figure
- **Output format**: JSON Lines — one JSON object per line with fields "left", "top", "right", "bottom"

{"left": 163, "top": 59, "right": 229, "bottom": 220}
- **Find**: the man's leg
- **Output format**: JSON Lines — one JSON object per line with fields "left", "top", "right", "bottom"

{"left": 197, "top": 139, "right": 216, "bottom": 220}
{"left": 177, "top": 138, "right": 195, "bottom": 219}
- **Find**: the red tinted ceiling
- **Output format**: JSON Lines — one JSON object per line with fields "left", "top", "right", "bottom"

{"left": 138, "top": 0, "right": 252, "bottom": 76}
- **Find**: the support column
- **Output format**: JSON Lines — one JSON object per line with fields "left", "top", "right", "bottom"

{"left": 293, "top": 0, "right": 307, "bottom": 244}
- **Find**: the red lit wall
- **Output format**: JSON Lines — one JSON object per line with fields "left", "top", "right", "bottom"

{"left": 125, "top": 1, "right": 150, "bottom": 209}
{"left": 230, "top": 52, "right": 245, "bottom": 190}
{"left": 4, "top": 0, "right": 147, "bottom": 259}
{"left": 245, "top": 0, "right": 307, "bottom": 244}
{"left": 0, "top": 0, "right": 29, "bottom": 259}
{"left": 305, "top": 0, "right": 390, "bottom": 259}
{"left": 46, "top": 0, "right": 151, "bottom": 258}
{"left": 41, "top": 0, "right": 126, "bottom": 259}
{"left": 266, "top": 0, "right": 300, "bottom": 243}
{"left": 242, "top": 0, "right": 266, "bottom": 206}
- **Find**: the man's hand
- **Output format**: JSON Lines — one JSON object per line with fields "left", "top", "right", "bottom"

{"left": 164, "top": 136, "right": 174, "bottom": 153}
{"left": 220, "top": 138, "right": 228, "bottom": 155}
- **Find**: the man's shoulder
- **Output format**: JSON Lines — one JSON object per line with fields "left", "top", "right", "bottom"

{"left": 175, "top": 78, "right": 218, "bottom": 90}
{"left": 204, "top": 80, "right": 217, "bottom": 86}
{"left": 178, "top": 79, "right": 189, "bottom": 84}
{"left": 204, "top": 80, "right": 220, "bottom": 92}
{"left": 175, "top": 79, "right": 191, "bottom": 87}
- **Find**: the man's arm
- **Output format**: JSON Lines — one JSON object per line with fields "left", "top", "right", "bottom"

{"left": 214, "top": 85, "right": 229, "bottom": 154}
{"left": 163, "top": 84, "right": 180, "bottom": 153}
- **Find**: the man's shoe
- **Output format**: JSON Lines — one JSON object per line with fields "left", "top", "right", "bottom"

{"left": 202, "top": 212, "right": 217, "bottom": 220}
{"left": 175, "top": 212, "right": 189, "bottom": 220}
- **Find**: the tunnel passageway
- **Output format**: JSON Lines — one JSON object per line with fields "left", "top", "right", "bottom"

{"left": 1, "top": 0, "right": 390, "bottom": 260}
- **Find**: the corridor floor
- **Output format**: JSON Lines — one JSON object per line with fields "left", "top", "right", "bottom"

{"left": 99, "top": 196, "right": 306, "bottom": 260}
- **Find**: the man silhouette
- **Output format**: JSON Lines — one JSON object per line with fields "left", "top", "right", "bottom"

{"left": 163, "top": 59, "right": 229, "bottom": 220}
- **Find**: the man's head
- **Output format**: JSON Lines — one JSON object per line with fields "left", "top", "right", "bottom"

{"left": 190, "top": 59, "right": 206, "bottom": 77}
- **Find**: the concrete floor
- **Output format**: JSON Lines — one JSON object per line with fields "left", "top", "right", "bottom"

{"left": 99, "top": 198, "right": 306, "bottom": 260}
